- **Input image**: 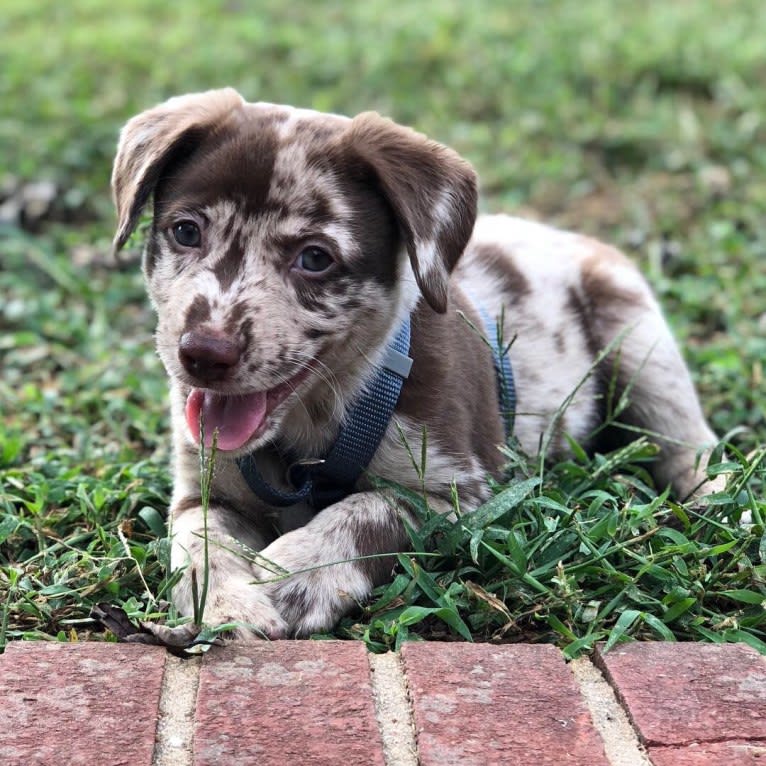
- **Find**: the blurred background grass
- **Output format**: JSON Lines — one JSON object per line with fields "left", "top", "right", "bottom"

{"left": 4, "top": 3, "right": 766, "bottom": 296}
{"left": 4, "top": 0, "right": 766, "bottom": 223}
{"left": 1, "top": 0, "right": 764, "bottom": 643}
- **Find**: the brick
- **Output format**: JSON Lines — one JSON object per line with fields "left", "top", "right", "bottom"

{"left": 402, "top": 643, "right": 609, "bottom": 766}
{"left": 0, "top": 642, "right": 166, "bottom": 766}
{"left": 195, "top": 641, "right": 384, "bottom": 766}
{"left": 649, "top": 741, "right": 766, "bottom": 765}
{"left": 595, "top": 642, "right": 766, "bottom": 747}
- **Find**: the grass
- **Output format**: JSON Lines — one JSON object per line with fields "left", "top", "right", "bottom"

{"left": 1, "top": 0, "right": 765, "bottom": 654}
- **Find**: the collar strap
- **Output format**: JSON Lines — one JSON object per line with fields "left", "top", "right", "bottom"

{"left": 477, "top": 307, "right": 516, "bottom": 439}
{"left": 237, "top": 317, "right": 412, "bottom": 510}
{"left": 237, "top": 303, "right": 516, "bottom": 511}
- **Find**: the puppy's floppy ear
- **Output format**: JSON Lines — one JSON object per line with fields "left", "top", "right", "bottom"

{"left": 348, "top": 113, "right": 478, "bottom": 313}
{"left": 111, "top": 88, "right": 245, "bottom": 252}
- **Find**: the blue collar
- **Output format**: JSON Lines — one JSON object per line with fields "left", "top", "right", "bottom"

{"left": 477, "top": 307, "right": 516, "bottom": 439}
{"left": 237, "top": 318, "right": 413, "bottom": 510}
{"left": 237, "top": 307, "right": 515, "bottom": 511}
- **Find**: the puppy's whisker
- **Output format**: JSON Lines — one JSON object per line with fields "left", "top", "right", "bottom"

{"left": 281, "top": 352, "right": 346, "bottom": 423}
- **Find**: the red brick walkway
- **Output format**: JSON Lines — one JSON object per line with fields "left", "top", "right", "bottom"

{"left": 1, "top": 641, "right": 764, "bottom": 765}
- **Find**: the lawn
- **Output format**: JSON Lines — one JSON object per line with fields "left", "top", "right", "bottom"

{"left": 1, "top": 0, "right": 764, "bottom": 654}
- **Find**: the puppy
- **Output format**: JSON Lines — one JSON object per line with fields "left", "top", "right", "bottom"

{"left": 112, "top": 88, "right": 721, "bottom": 638}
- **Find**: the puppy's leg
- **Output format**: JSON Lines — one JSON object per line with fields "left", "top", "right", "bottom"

{"left": 592, "top": 294, "right": 722, "bottom": 499}
{"left": 171, "top": 502, "right": 288, "bottom": 639}
{"left": 258, "top": 492, "right": 414, "bottom": 636}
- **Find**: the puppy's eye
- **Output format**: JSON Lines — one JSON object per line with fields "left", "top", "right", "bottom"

{"left": 294, "top": 246, "right": 333, "bottom": 274}
{"left": 172, "top": 221, "right": 201, "bottom": 248}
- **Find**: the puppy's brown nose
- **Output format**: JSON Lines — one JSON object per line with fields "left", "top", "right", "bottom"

{"left": 179, "top": 332, "right": 241, "bottom": 382}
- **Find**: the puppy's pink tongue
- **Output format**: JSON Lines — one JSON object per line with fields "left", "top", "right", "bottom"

{"left": 185, "top": 389, "right": 268, "bottom": 451}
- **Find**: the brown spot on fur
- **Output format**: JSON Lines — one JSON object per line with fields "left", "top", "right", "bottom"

{"left": 240, "top": 316, "right": 254, "bottom": 348}
{"left": 471, "top": 243, "right": 531, "bottom": 304}
{"left": 293, "top": 121, "right": 338, "bottom": 141}
{"left": 219, "top": 212, "right": 237, "bottom": 244}
{"left": 184, "top": 294, "right": 211, "bottom": 330}
{"left": 212, "top": 230, "right": 244, "bottom": 291}
{"left": 278, "top": 581, "right": 314, "bottom": 627}
{"left": 293, "top": 284, "right": 331, "bottom": 313}
{"left": 143, "top": 230, "right": 161, "bottom": 277}
{"left": 580, "top": 252, "right": 647, "bottom": 314}
{"left": 396, "top": 290, "right": 506, "bottom": 478}
{"left": 350, "top": 506, "right": 410, "bottom": 586}
{"left": 554, "top": 329, "right": 565, "bottom": 354}
{"left": 578, "top": 251, "right": 649, "bottom": 365}
{"left": 301, "top": 192, "right": 335, "bottom": 228}
{"left": 259, "top": 199, "right": 291, "bottom": 219}
{"left": 554, "top": 248, "right": 652, "bottom": 456}
{"left": 565, "top": 286, "right": 600, "bottom": 358}
{"left": 173, "top": 496, "right": 203, "bottom": 514}
{"left": 224, "top": 299, "right": 251, "bottom": 335}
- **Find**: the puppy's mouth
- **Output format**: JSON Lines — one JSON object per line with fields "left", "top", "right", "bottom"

{"left": 184, "top": 368, "right": 311, "bottom": 452}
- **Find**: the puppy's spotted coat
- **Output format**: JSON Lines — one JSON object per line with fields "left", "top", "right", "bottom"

{"left": 113, "top": 88, "right": 722, "bottom": 638}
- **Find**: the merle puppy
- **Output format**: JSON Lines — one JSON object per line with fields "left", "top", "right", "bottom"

{"left": 112, "top": 88, "right": 721, "bottom": 638}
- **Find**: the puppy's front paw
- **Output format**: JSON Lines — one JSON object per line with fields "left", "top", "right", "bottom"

{"left": 205, "top": 577, "right": 289, "bottom": 640}
{"left": 175, "top": 573, "right": 288, "bottom": 640}
{"left": 269, "top": 574, "right": 364, "bottom": 637}
{"left": 259, "top": 532, "right": 372, "bottom": 637}
{"left": 170, "top": 505, "right": 288, "bottom": 639}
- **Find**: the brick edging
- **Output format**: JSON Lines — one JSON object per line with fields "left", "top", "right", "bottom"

{"left": 368, "top": 651, "right": 418, "bottom": 765}
{"left": 154, "top": 654, "right": 200, "bottom": 766}
{"left": 1, "top": 641, "right": 764, "bottom": 765}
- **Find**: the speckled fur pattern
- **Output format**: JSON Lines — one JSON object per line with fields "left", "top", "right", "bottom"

{"left": 112, "top": 88, "right": 722, "bottom": 638}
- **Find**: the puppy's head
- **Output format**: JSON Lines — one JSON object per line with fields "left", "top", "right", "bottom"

{"left": 112, "top": 88, "right": 477, "bottom": 453}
